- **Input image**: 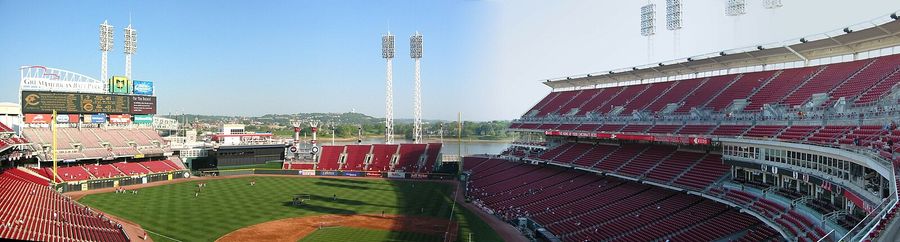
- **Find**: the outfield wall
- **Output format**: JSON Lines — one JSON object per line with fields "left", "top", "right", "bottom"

{"left": 57, "top": 170, "right": 189, "bottom": 193}
{"left": 202, "top": 168, "right": 457, "bottom": 180}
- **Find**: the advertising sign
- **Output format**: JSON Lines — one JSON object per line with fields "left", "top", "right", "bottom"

{"left": 24, "top": 114, "right": 51, "bottom": 124}
{"left": 317, "top": 171, "right": 342, "bottom": 176}
{"left": 130, "top": 96, "right": 157, "bottom": 114}
{"left": 133, "top": 115, "right": 153, "bottom": 124}
{"left": 55, "top": 114, "right": 79, "bottom": 123}
{"left": 91, "top": 113, "right": 108, "bottom": 123}
{"left": 82, "top": 114, "right": 92, "bottom": 123}
{"left": 387, "top": 172, "right": 406, "bottom": 179}
{"left": 22, "top": 91, "right": 130, "bottom": 114}
{"left": 366, "top": 172, "right": 383, "bottom": 177}
{"left": 299, "top": 170, "right": 316, "bottom": 176}
{"left": 132, "top": 80, "right": 154, "bottom": 95}
{"left": 343, "top": 171, "right": 364, "bottom": 177}
{"left": 109, "top": 76, "right": 131, "bottom": 94}
{"left": 109, "top": 114, "right": 132, "bottom": 124}
{"left": 410, "top": 173, "right": 428, "bottom": 179}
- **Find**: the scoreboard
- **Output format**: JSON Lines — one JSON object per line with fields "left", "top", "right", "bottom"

{"left": 21, "top": 91, "right": 156, "bottom": 114}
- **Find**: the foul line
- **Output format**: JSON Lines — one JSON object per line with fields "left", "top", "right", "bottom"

{"left": 145, "top": 229, "right": 184, "bottom": 242}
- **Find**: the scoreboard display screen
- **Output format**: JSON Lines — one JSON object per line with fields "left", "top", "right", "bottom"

{"left": 21, "top": 91, "right": 154, "bottom": 114}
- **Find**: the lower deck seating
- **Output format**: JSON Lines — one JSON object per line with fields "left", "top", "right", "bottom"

{"left": 466, "top": 158, "right": 782, "bottom": 241}
{"left": 0, "top": 169, "right": 129, "bottom": 242}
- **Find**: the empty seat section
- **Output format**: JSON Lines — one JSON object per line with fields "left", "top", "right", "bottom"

{"left": 537, "top": 90, "right": 579, "bottom": 117}
{"left": 140, "top": 161, "right": 177, "bottom": 173}
{"left": 597, "top": 85, "right": 648, "bottom": 114}
{"left": 554, "top": 123, "right": 579, "bottom": 131}
{"left": 673, "top": 154, "right": 728, "bottom": 189}
{"left": 550, "top": 143, "right": 593, "bottom": 164}
{"left": 620, "top": 124, "right": 650, "bottom": 133}
{"left": 82, "top": 164, "right": 122, "bottom": 179}
{"left": 575, "top": 87, "right": 622, "bottom": 116}
{"left": 617, "top": 146, "right": 676, "bottom": 176}
{"left": 395, "top": 144, "right": 427, "bottom": 171}
{"left": 646, "top": 124, "right": 680, "bottom": 134}
{"left": 554, "top": 90, "right": 596, "bottom": 116}
{"left": 706, "top": 71, "right": 775, "bottom": 111}
{"left": 342, "top": 145, "right": 369, "bottom": 171}
{"left": 675, "top": 74, "right": 739, "bottom": 113}
{"left": 571, "top": 145, "right": 618, "bottom": 167}
{"left": 744, "top": 67, "right": 817, "bottom": 111}
{"left": 596, "top": 124, "right": 624, "bottom": 132}
{"left": 645, "top": 151, "right": 705, "bottom": 183}
{"left": 525, "top": 92, "right": 561, "bottom": 117}
{"left": 828, "top": 56, "right": 900, "bottom": 105}
{"left": 422, "top": 143, "right": 442, "bottom": 172}
{"left": 776, "top": 125, "right": 819, "bottom": 141}
{"left": 677, "top": 125, "right": 714, "bottom": 135}
{"left": 574, "top": 123, "right": 600, "bottom": 131}
{"left": 710, "top": 125, "right": 750, "bottom": 136}
{"left": 782, "top": 60, "right": 867, "bottom": 107}
{"left": 113, "top": 162, "right": 150, "bottom": 176}
{"left": 743, "top": 125, "right": 787, "bottom": 138}
{"left": 622, "top": 82, "right": 674, "bottom": 114}
{"left": 644, "top": 78, "right": 705, "bottom": 112}
{"left": 595, "top": 144, "right": 646, "bottom": 171}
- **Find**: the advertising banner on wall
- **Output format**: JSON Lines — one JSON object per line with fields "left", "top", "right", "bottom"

{"left": 55, "top": 114, "right": 79, "bottom": 123}
{"left": 387, "top": 172, "right": 406, "bottom": 179}
{"left": 343, "top": 171, "right": 365, "bottom": 177}
{"left": 109, "top": 114, "right": 132, "bottom": 124}
{"left": 133, "top": 115, "right": 153, "bottom": 124}
{"left": 132, "top": 80, "right": 154, "bottom": 95}
{"left": 109, "top": 76, "right": 131, "bottom": 94}
{"left": 130, "top": 96, "right": 157, "bottom": 114}
{"left": 366, "top": 172, "right": 383, "bottom": 177}
{"left": 24, "top": 114, "right": 51, "bottom": 124}
{"left": 91, "top": 113, "right": 108, "bottom": 123}
{"left": 317, "top": 171, "right": 342, "bottom": 176}
{"left": 299, "top": 170, "right": 316, "bottom": 176}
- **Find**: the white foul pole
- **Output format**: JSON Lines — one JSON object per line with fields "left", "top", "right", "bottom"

{"left": 411, "top": 32, "right": 423, "bottom": 143}
{"left": 100, "top": 21, "right": 114, "bottom": 84}
{"left": 382, "top": 33, "right": 395, "bottom": 144}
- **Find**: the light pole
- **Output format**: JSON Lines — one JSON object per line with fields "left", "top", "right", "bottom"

{"left": 124, "top": 24, "right": 137, "bottom": 80}
{"left": 382, "top": 33, "right": 395, "bottom": 144}
{"left": 410, "top": 32, "right": 424, "bottom": 144}
{"left": 99, "top": 21, "right": 114, "bottom": 83}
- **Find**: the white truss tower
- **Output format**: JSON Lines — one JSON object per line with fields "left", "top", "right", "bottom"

{"left": 410, "top": 32, "right": 423, "bottom": 143}
{"left": 124, "top": 24, "right": 137, "bottom": 80}
{"left": 382, "top": 33, "right": 395, "bottom": 144}
{"left": 99, "top": 21, "right": 114, "bottom": 84}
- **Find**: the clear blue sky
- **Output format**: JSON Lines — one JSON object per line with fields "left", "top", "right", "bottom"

{"left": 2, "top": 1, "right": 899, "bottom": 121}
{"left": 0, "top": 0, "right": 494, "bottom": 120}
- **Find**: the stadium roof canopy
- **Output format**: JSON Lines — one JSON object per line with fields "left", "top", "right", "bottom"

{"left": 545, "top": 11, "right": 900, "bottom": 89}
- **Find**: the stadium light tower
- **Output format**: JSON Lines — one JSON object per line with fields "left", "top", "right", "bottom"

{"left": 666, "top": 0, "right": 683, "bottom": 58}
{"left": 763, "top": 0, "right": 783, "bottom": 9}
{"left": 124, "top": 24, "right": 137, "bottom": 80}
{"left": 410, "top": 32, "right": 424, "bottom": 144}
{"left": 382, "top": 32, "right": 395, "bottom": 144}
{"left": 725, "top": 0, "right": 746, "bottom": 16}
{"left": 99, "top": 21, "right": 114, "bottom": 83}
{"left": 640, "top": 3, "right": 657, "bottom": 61}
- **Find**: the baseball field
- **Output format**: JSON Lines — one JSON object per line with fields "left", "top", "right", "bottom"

{"left": 76, "top": 176, "right": 502, "bottom": 242}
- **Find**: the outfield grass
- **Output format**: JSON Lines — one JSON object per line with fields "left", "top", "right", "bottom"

{"left": 298, "top": 227, "right": 442, "bottom": 242}
{"left": 78, "top": 176, "right": 500, "bottom": 242}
